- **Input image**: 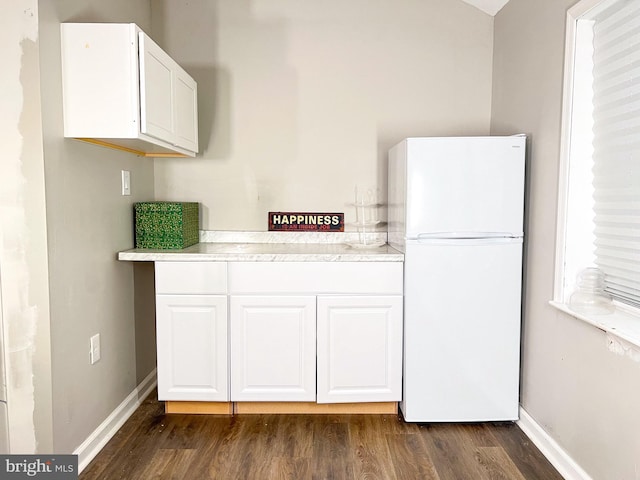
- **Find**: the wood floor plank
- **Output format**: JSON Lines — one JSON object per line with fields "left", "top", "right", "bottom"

{"left": 488, "top": 422, "right": 565, "bottom": 480}
{"left": 176, "top": 416, "right": 242, "bottom": 479}
{"left": 275, "top": 414, "right": 315, "bottom": 458}
{"left": 386, "top": 433, "right": 440, "bottom": 480}
{"left": 137, "top": 449, "right": 197, "bottom": 479}
{"left": 460, "top": 422, "right": 503, "bottom": 448}
{"left": 76, "top": 456, "right": 113, "bottom": 480}
{"left": 349, "top": 415, "right": 398, "bottom": 480}
{"left": 229, "top": 415, "right": 278, "bottom": 480}
{"left": 475, "top": 446, "right": 528, "bottom": 480}
{"left": 312, "top": 419, "right": 353, "bottom": 480}
{"left": 91, "top": 397, "right": 175, "bottom": 479}
{"left": 267, "top": 456, "right": 312, "bottom": 480}
{"left": 79, "top": 392, "right": 563, "bottom": 480}
{"left": 419, "top": 423, "right": 492, "bottom": 480}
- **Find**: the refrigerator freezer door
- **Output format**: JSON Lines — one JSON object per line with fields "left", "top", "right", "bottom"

{"left": 404, "top": 136, "right": 525, "bottom": 239}
{"left": 401, "top": 240, "right": 522, "bottom": 422}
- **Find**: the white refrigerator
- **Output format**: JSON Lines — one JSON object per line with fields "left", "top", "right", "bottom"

{"left": 388, "top": 135, "right": 526, "bottom": 422}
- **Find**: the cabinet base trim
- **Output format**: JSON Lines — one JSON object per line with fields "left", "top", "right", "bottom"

{"left": 165, "top": 401, "right": 233, "bottom": 414}
{"left": 165, "top": 401, "right": 398, "bottom": 414}
{"left": 235, "top": 402, "right": 398, "bottom": 414}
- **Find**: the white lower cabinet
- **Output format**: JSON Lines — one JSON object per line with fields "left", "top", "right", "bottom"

{"left": 156, "top": 294, "right": 228, "bottom": 401}
{"left": 317, "top": 296, "right": 403, "bottom": 403}
{"left": 154, "top": 260, "right": 404, "bottom": 406}
{"left": 230, "top": 296, "right": 316, "bottom": 401}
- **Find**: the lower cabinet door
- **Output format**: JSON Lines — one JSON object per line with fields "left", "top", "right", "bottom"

{"left": 317, "top": 295, "right": 403, "bottom": 403}
{"left": 230, "top": 295, "right": 316, "bottom": 401}
{"left": 156, "top": 295, "right": 228, "bottom": 401}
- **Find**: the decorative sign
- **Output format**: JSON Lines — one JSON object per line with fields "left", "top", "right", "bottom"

{"left": 269, "top": 212, "right": 344, "bottom": 232}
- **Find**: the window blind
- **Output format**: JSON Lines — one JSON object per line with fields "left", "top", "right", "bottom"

{"left": 591, "top": 0, "right": 640, "bottom": 308}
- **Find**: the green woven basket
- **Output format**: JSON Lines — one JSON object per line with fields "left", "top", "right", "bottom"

{"left": 135, "top": 202, "right": 199, "bottom": 249}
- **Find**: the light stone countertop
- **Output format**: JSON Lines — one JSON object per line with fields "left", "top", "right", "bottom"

{"left": 118, "top": 231, "right": 404, "bottom": 262}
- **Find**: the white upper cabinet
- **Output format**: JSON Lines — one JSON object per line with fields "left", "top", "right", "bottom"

{"left": 61, "top": 23, "right": 198, "bottom": 157}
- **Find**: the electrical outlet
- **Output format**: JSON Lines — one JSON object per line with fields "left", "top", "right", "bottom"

{"left": 121, "top": 170, "right": 131, "bottom": 196}
{"left": 90, "top": 334, "right": 101, "bottom": 364}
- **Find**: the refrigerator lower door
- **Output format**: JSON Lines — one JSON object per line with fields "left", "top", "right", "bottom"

{"left": 401, "top": 239, "right": 522, "bottom": 422}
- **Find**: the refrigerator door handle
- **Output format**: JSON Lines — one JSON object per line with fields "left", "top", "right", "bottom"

{"left": 415, "top": 232, "right": 523, "bottom": 240}
{"left": 413, "top": 237, "right": 523, "bottom": 246}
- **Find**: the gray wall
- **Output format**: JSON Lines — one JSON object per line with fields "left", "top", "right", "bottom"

{"left": 491, "top": 1, "right": 640, "bottom": 479}
{"left": 151, "top": 0, "right": 495, "bottom": 231}
{"left": 37, "top": 0, "right": 156, "bottom": 453}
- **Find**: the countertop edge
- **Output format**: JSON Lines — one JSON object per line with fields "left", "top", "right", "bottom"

{"left": 118, "top": 244, "right": 404, "bottom": 262}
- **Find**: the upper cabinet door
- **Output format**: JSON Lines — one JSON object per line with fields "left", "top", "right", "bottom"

{"left": 139, "top": 32, "right": 199, "bottom": 154}
{"left": 139, "top": 32, "right": 175, "bottom": 144}
{"left": 173, "top": 68, "right": 199, "bottom": 152}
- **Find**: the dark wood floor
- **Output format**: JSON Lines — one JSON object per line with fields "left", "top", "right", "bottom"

{"left": 80, "top": 391, "right": 562, "bottom": 480}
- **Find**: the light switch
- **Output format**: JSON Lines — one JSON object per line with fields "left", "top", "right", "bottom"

{"left": 121, "top": 170, "right": 131, "bottom": 196}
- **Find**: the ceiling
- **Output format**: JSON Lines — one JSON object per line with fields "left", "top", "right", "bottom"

{"left": 461, "top": 0, "right": 511, "bottom": 16}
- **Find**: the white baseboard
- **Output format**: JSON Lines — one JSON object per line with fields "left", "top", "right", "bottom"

{"left": 517, "top": 406, "right": 593, "bottom": 480}
{"left": 74, "top": 369, "right": 157, "bottom": 473}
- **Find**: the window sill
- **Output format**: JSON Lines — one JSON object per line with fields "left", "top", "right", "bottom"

{"left": 549, "top": 300, "right": 640, "bottom": 350}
